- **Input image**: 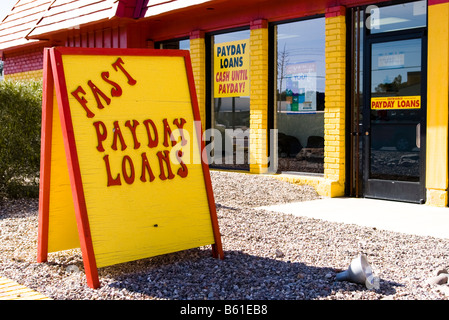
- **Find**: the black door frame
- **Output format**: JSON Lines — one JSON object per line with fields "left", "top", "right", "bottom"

{"left": 347, "top": 4, "right": 428, "bottom": 204}
{"left": 363, "top": 22, "right": 427, "bottom": 203}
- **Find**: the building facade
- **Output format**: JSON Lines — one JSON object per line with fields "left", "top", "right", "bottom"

{"left": 1, "top": 0, "right": 448, "bottom": 206}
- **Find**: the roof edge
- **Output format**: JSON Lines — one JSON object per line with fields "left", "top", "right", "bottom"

{"left": 116, "top": 0, "right": 145, "bottom": 19}
{"left": 0, "top": 39, "right": 50, "bottom": 57}
{"left": 24, "top": 0, "right": 141, "bottom": 41}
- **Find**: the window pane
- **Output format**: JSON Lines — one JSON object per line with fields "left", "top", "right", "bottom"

{"left": 370, "top": 39, "right": 422, "bottom": 181}
{"left": 211, "top": 30, "right": 250, "bottom": 170}
{"left": 179, "top": 39, "right": 190, "bottom": 50}
{"left": 157, "top": 39, "right": 190, "bottom": 50}
{"left": 276, "top": 18, "right": 325, "bottom": 174}
{"left": 369, "top": 1, "right": 426, "bottom": 34}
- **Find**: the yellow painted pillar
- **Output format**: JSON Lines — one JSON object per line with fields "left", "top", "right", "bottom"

{"left": 249, "top": 19, "right": 269, "bottom": 174}
{"left": 189, "top": 30, "right": 207, "bottom": 131}
{"left": 323, "top": 6, "right": 346, "bottom": 197}
{"left": 426, "top": 1, "right": 449, "bottom": 207}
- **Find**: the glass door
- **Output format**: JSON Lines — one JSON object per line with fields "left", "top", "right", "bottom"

{"left": 363, "top": 35, "right": 426, "bottom": 203}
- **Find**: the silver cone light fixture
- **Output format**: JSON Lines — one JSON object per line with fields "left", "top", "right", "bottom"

{"left": 336, "top": 254, "right": 379, "bottom": 289}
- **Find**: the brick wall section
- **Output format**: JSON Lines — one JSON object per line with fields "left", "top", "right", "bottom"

{"left": 3, "top": 48, "right": 43, "bottom": 76}
{"left": 189, "top": 31, "right": 206, "bottom": 131}
{"left": 249, "top": 19, "right": 269, "bottom": 174}
{"left": 323, "top": 7, "right": 346, "bottom": 197}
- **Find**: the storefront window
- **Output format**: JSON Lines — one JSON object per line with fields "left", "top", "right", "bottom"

{"left": 210, "top": 29, "right": 250, "bottom": 170}
{"left": 275, "top": 18, "right": 326, "bottom": 174}
{"left": 156, "top": 39, "right": 190, "bottom": 50}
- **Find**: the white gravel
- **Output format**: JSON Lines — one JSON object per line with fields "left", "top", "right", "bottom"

{"left": 1, "top": 170, "right": 449, "bottom": 300}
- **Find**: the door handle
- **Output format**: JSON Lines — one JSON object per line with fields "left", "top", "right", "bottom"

{"left": 416, "top": 123, "right": 420, "bottom": 148}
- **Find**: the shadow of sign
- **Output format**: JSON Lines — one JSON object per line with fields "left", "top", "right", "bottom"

{"left": 104, "top": 248, "right": 401, "bottom": 300}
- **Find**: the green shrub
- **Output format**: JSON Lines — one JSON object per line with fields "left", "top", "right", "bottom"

{"left": 0, "top": 80, "right": 42, "bottom": 200}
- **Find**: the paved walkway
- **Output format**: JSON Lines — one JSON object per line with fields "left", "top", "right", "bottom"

{"left": 0, "top": 277, "right": 51, "bottom": 300}
{"left": 259, "top": 197, "right": 449, "bottom": 239}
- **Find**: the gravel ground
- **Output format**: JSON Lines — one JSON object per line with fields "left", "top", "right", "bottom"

{"left": 1, "top": 170, "right": 449, "bottom": 301}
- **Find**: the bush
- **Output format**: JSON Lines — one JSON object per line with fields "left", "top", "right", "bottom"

{"left": 0, "top": 80, "right": 42, "bottom": 200}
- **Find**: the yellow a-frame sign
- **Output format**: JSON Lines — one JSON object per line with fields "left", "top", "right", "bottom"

{"left": 37, "top": 47, "right": 223, "bottom": 289}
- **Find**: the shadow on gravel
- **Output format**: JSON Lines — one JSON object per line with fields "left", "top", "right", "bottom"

{"left": 104, "top": 248, "right": 402, "bottom": 300}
